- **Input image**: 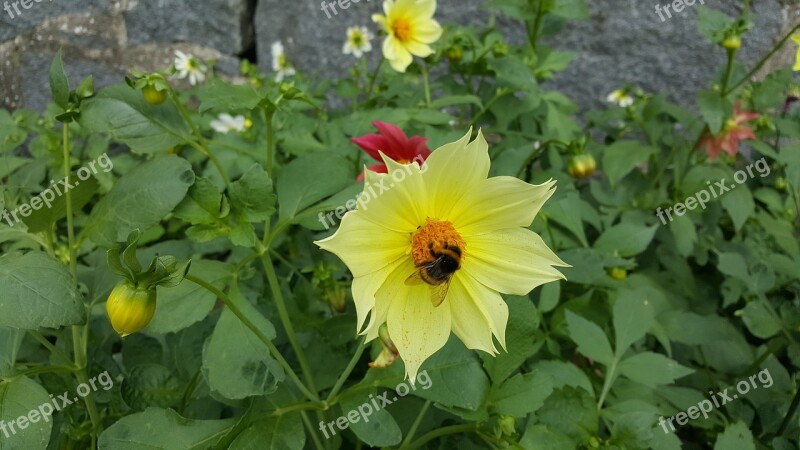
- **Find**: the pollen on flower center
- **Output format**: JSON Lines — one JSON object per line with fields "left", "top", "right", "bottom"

{"left": 411, "top": 218, "right": 466, "bottom": 266}
{"left": 391, "top": 18, "right": 413, "bottom": 42}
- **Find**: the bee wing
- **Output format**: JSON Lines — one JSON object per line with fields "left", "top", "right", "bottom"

{"left": 429, "top": 279, "right": 451, "bottom": 307}
{"left": 405, "top": 269, "right": 427, "bottom": 286}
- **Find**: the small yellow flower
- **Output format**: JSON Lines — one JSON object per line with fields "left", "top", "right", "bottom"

{"left": 315, "top": 130, "right": 568, "bottom": 381}
{"left": 372, "top": 0, "right": 443, "bottom": 73}
{"left": 792, "top": 34, "right": 800, "bottom": 71}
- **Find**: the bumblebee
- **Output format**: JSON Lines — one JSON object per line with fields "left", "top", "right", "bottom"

{"left": 405, "top": 244, "right": 462, "bottom": 307}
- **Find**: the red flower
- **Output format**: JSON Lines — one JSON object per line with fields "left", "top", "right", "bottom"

{"left": 699, "top": 102, "right": 759, "bottom": 160}
{"left": 351, "top": 121, "right": 431, "bottom": 181}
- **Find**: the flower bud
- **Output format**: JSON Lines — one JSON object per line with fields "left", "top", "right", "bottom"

{"left": 446, "top": 46, "right": 463, "bottom": 63}
{"left": 106, "top": 281, "right": 157, "bottom": 337}
{"left": 567, "top": 154, "right": 596, "bottom": 179}
{"left": 498, "top": 416, "right": 516, "bottom": 436}
{"left": 722, "top": 36, "right": 741, "bottom": 50}
{"left": 609, "top": 267, "right": 627, "bottom": 280}
{"left": 141, "top": 84, "right": 167, "bottom": 105}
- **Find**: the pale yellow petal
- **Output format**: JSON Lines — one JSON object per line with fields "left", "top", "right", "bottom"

{"left": 452, "top": 177, "right": 556, "bottom": 236}
{"left": 462, "top": 228, "right": 567, "bottom": 296}
{"left": 404, "top": 40, "right": 434, "bottom": 58}
{"left": 411, "top": 20, "right": 442, "bottom": 44}
{"left": 384, "top": 260, "right": 452, "bottom": 381}
{"left": 448, "top": 275, "right": 499, "bottom": 354}
{"left": 421, "top": 129, "right": 490, "bottom": 218}
{"left": 402, "top": 0, "right": 436, "bottom": 19}
{"left": 356, "top": 154, "right": 428, "bottom": 232}
{"left": 352, "top": 256, "right": 405, "bottom": 334}
{"left": 315, "top": 212, "right": 408, "bottom": 277}
{"left": 452, "top": 272, "right": 509, "bottom": 350}
{"left": 383, "top": 37, "right": 414, "bottom": 72}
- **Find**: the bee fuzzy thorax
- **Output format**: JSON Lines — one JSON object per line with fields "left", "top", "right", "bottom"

{"left": 411, "top": 218, "right": 465, "bottom": 266}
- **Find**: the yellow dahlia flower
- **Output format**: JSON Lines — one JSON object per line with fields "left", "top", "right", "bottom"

{"left": 372, "top": 0, "right": 443, "bottom": 73}
{"left": 315, "top": 130, "right": 568, "bottom": 381}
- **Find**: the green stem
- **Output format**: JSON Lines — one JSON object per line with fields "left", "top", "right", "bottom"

{"left": 63, "top": 124, "right": 102, "bottom": 445}
{"left": 183, "top": 274, "right": 318, "bottom": 402}
{"left": 400, "top": 400, "right": 431, "bottom": 448}
{"left": 596, "top": 357, "right": 620, "bottom": 411}
{"left": 724, "top": 23, "right": 800, "bottom": 96}
{"left": 170, "top": 90, "right": 231, "bottom": 185}
{"left": 421, "top": 62, "right": 432, "bottom": 108}
{"left": 403, "top": 423, "right": 477, "bottom": 450}
{"left": 777, "top": 382, "right": 800, "bottom": 436}
{"left": 259, "top": 254, "right": 320, "bottom": 400}
{"left": 325, "top": 339, "right": 366, "bottom": 402}
{"left": 365, "top": 59, "right": 385, "bottom": 103}
{"left": 269, "top": 400, "right": 327, "bottom": 417}
{"left": 469, "top": 89, "right": 512, "bottom": 127}
{"left": 264, "top": 107, "right": 276, "bottom": 179}
{"left": 528, "top": 0, "right": 545, "bottom": 50}
{"left": 721, "top": 48, "right": 737, "bottom": 95}
{"left": 300, "top": 411, "right": 326, "bottom": 450}
{"left": 28, "top": 331, "right": 73, "bottom": 364}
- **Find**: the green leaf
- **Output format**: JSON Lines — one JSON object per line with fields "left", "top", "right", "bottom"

{"left": 22, "top": 177, "right": 99, "bottom": 233}
{"left": 197, "top": 79, "right": 262, "bottom": 113}
{"left": 229, "top": 164, "right": 276, "bottom": 222}
{"left": 741, "top": 301, "right": 781, "bottom": 339}
{"left": 0, "top": 327, "right": 23, "bottom": 377}
{"left": 520, "top": 424, "right": 576, "bottom": 450}
{"left": 565, "top": 311, "right": 613, "bottom": 365}
{"left": 617, "top": 352, "right": 694, "bottom": 387}
{"left": 543, "top": 193, "right": 588, "bottom": 247}
{"left": 174, "top": 177, "right": 228, "bottom": 224}
{"left": 713, "top": 421, "right": 755, "bottom": 450}
{"left": 698, "top": 90, "right": 730, "bottom": 134}
{"left": 79, "top": 84, "right": 193, "bottom": 153}
{"left": 49, "top": 50, "right": 70, "bottom": 109}
{"left": 429, "top": 95, "right": 483, "bottom": 109}
{"left": 594, "top": 222, "right": 658, "bottom": 257}
{"left": 146, "top": 260, "right": 232, "bottom": 334}
{"left": 338, "top": 389, "right": 402, "bottom": 447}
{"left": 202, "top": 287, "right": 283, "bottom": 400}
{"left": 481, "top": 296, "right": 542, "bottom": 382}
{"left": 362, "top": 337, "right": 489, "bottom": 410}
{"left": 697, "top": 6, "right": 735, "bottom": 44}
{"left": 0, "top": 251, "right": 84, "bottom": 329}
{"left": 98, "top": 407, "right": 236, "bottom": 450}
{"left": 538, "top": 280, "right": 560, "bottom": 313}
{"left": 84, "top": 156, "right": 195, "bottom": 247}
{"left": 717, "top": 252, "right": 750, "bottom": 284}
{"left": 229, "top": 414, "right": 305, "bottom": 450}
{"left": 721, "top": 184, "right": 754, "bottom": 232}
{"left": 488, "top": 56, "right": 537, "bottom": 92}
{"left": 669, "top": 214, "right": 696, "bottom": 257}
{"left": 613, "top": 290, "right": 655, "bottom": 355}
{"left": 120, "top": 364, "right": 183, "bottom": 411}
{"left": 276, "top": 153, "right": 352, "bottom": 221}
{"left": 0, "top": 377, "right": 53, "bottom": 449}
{"left": 490, "top": 371, "right": 554, "bottom": 417}
{"left": 537, "top": 386, "right": 598, "bottom": 441}
{"left": 602, "top": 141, "right": 656, "bottom": 186}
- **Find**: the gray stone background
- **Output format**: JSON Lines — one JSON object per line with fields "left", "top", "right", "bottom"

{"left": 1, "top": 0, "right": 798, "bottom": 112}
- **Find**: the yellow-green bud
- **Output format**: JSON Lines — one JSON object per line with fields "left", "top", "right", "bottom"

{"left": 722, "top": 36, "right": 741, "bottom": 50}
{"left": 106, "top": 281, "right": 157, "bottom": 337}
{"left": 567, "top": 154, "right": 596, "bottom": 179}
{"left": 609, "top": 267, "right": 627, "bottom": 280}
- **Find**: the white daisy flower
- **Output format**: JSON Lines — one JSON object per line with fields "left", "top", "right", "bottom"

{"left": 271, "top": 41, "right": 296, "bottom": 82}
{"left": 209, "top": 113, "right": 248, "bottom": 134}
{"left": 606, "top": 89, "right": 634, "bottom": 108}
{"left": 342, "top": 26, "right": 374, "bottom": 58}
{"left": 174, "top": 50, "right": 207, "bottom": 86}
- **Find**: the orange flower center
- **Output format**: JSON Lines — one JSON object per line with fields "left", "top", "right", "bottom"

{"left": 411, "top": 218, "right": 465, "bottom": 266}
{"left": 391, "top": 18, "right": 413, "bottom": 42}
